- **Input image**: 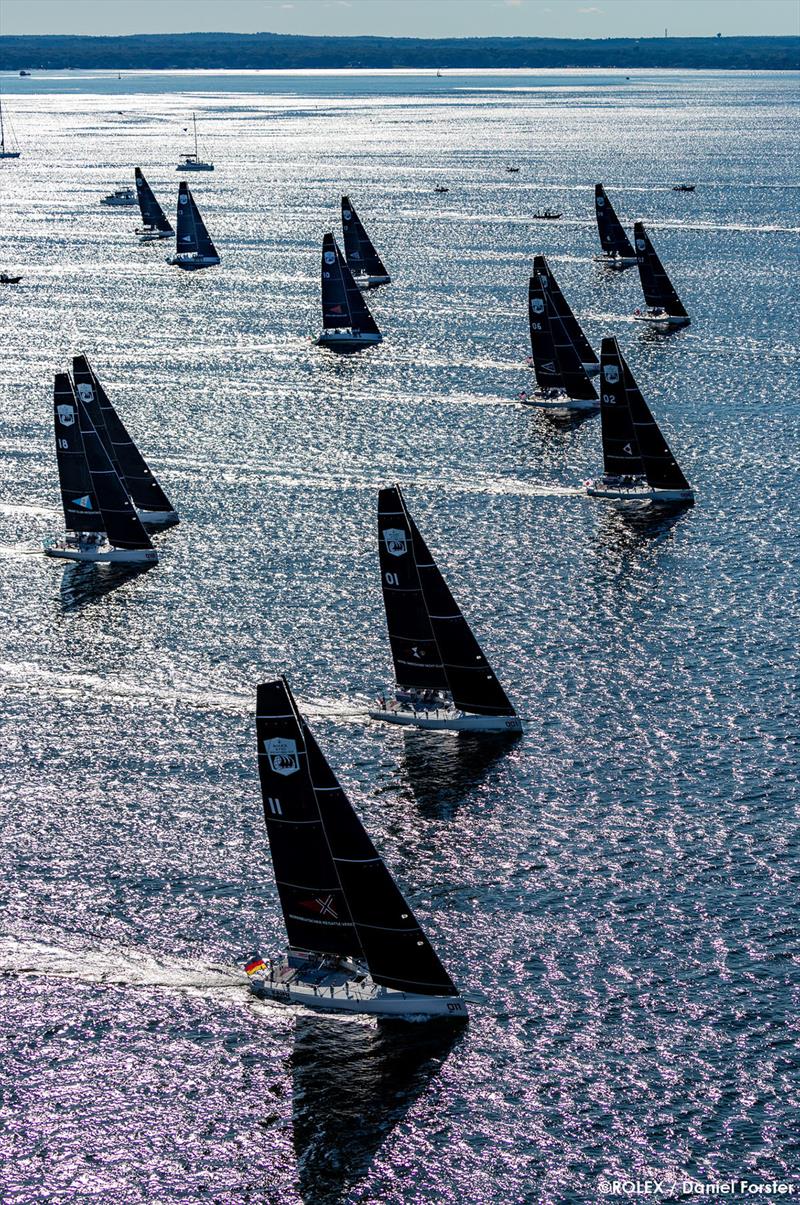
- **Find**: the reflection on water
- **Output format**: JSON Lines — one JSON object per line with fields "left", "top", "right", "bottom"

{"left": 400, "top": 727, "right": 517, "bottom": 818}
{"left": 290, "top": 1015, "right": 463, "bottom": 1205}
{"left": 590, "top": 502, "right": 689, "bottom": 586}
{"left": 58, "top": 561, "right": 156, "bottom": 612}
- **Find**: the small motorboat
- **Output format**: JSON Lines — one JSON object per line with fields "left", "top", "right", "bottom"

{"left": 532, "top": 209, "right": 561, "bottom": 220}
{"left": 506, "top": 166, "right": 520, "bottom": 173}
{"left": 434, "top": 185, "right": 449, "bottom": 194}
{"left": 672, "top": 183, "right": 696, "bottom": 192}
{"left": 0, "top": 273, "right": 22, "bottom": 284}
{"left": 19, "top": 71, "right": 31, "bottom": 77}
{"left": 100, "top": 187, "right": 136, "bottom": 208}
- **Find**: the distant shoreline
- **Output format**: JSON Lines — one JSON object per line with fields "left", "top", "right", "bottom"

{"left": 1, "top": 32, "right": 798, "bottom": 73}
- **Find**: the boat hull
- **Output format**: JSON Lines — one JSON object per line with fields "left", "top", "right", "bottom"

{"left": 520, "top": 394, "right": 598, "bottom": 412}
{"left": 633, "top": 313, "right": 690, "bottom": 327}
{"left": 369, "top": 708, "right": 522, "bottom": 733}
{"left": 137, "top": 508, "right": 180, "bottom": 528}
{"left": 249, "top": 970, "right": 469, "bottom": 1019}
{"left": 44, "top": 543, "right": 158, "bottom": 564}
{"left": 586, "top": 481, "right": 694, "bottom": 504}
{"left": 177, "top": 164, "right": 214, "bottom": 172}
{"left": 137, "top": 229, "right": 173, "bottom": 242}
{"left": 594, "top": 254, "right": 637, "bottom": 269}
{"left": 354, "top": 274, "right": 391, "bottom": 290}
{"left": 316, "top": 331, "right": 382, "bottom": 348}
{"left": 0, "top": 152, "right": 21, "bottom": 160}
{"left": 166, "top": 254, "right": 220, "bottom": 270}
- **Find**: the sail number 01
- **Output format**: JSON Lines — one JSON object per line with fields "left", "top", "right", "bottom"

{"left": 384, "top": 572, "right": 400, "bottom": 586}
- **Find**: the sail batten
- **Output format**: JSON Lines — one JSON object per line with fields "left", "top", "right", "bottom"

{"left": 257, "top": 678, "right": 457, "bottom": 996}
{"left": 633, "top": 222, "right": 689, "bottom": 319}
{"left": 595, "top": 184, "right": 635, "bottom": 258}
{"left": 534, "top": 255, "right": 597, "bottom": 367}
{"left": 341, "top": 196, "right": 390, "bottom": 281}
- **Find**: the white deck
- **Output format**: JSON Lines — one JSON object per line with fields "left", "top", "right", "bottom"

{"left": 586, "top": 480, "right": 694, "bottom": 504}
{"left": 249, "top": 959, "right": 468, "bottom": 1019}
{"left": 369, "top": 707, "right": 522, "bottom": 733}
{"left": 44, "top": 540, "right": 158, "bottom": 564}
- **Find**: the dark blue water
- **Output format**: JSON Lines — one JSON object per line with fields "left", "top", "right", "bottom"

{"left": 0, "top": 69, "right": 798, "bottom": 1204}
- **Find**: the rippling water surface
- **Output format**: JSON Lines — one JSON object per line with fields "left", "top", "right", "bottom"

{"left": 0, "top": 69, "right": 798, "bottom": 1204}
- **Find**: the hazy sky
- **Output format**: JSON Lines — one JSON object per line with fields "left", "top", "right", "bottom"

{"left": 1, "top": 0, "right": 798, "bottom": 39}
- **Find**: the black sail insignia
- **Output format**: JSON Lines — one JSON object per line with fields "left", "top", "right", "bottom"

{"left": 534, "top": 254, "right": 597, "bottom": 369}
{"left": 622, "top": 351, "right": 692, "bottom": 491}
{"left": 633, "top": 222, "right": 689, "bottom": 319}
{"left": 402, "top": 495, "right": 517, "bottom": 718}
{"left": 378, "top": 487, "right": 449, "bottom": 693}
{"left": 134, "top": 168, "right": 173, "bottom": 233}
{"left": 53, "top": 374, "right": 103, "bottom": 533}
{"left": 340, "top": 196, "right": 390, "bottom": 281}
{"left": 257, "top": 678, "right": 458, "bottom": 996}
{"left": 76, "top": 397, "right": 154, "bottom": 551}
{"left": 527, "top": 272, "right": 562, "bottom": 391}
{"left": 72, "top": 356, "right": 176, "bottom": 519}
{"left": 176, "top": 181, "right": 218, "bottom": 258}
{"left": 320, "top": 232, "right": 380, "bottom": 334}
{"left": 594, "top": 184, "right": 635, "bottom": 259}
{"left": 539, "top": 272, "right": 598, "bottom": 403}
{"left": 598, "top": 338, "right": 645, "bottom": 478}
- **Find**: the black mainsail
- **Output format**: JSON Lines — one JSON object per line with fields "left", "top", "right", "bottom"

{"left": 598, "top": 338, "right": 645, "bottom": 479}
{"left": 618, "top": 343, "right": 691, "bottom": 491}
{"left": 134, "top": 167, "right": 173, "bottom": 234}
{"left": 378, "top": 487, "right": 516, "bottom": 718}
{"left": 540, "top": 274, "right": 599, "bottom": 405}
{"left": 53, "top": 374, "right": 103, "bottom": 534}
{"left": 340, "top": 196, "right": 390, "bottom": 283}
{"left": 594, "top": 184, "right": 635, "bottom": 260}
{"left": 527, "top": 272, "right": 562, "bottom": 391}
{"left": 72, "top": 356, "right": 176, "bottom": 521}
{"left": 320, "top": 232, "right": 380, "bottom": 334}
{"left": 76, "top": 396, "right": 155, "bottom": 552}
{"left": 256, "top": 677, "right": 458, "bottom": 996}
{"left": 175, "top": 181, "right": 218, "bottom": 259}
{"left": 633, "top": 222, "right": 689, "bottom": 320}
{"left": 534, "top": 255, "right": 598, "bottom": 371}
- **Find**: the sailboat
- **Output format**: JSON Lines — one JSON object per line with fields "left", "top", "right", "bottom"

{"left": 72, "top": 356, "right": 179, "bottom": 528}
{"left": 586, "top": 337, "right": 694, "bottom": 504}
{"left": 0, "top": 95, "right": 21, "bottom": 159}
{"left": 176, "top": 113, "right": 214, "bottom": 171}
{"left": 316, "top": 232, "right": 382, "bottom": 350}
{"left": 340, "top": 196, "right": 391, "bottom": 289}
{"left": 44, "top": 375, "right": 158, "bottom": 563}
{"left": 134, "top": 168, "right": 174, "bottom": 241}
{"left": 247, "top": 676, "right": 469, "bottom": 1019}
{"left": 594, "top": 184, "right": 636, "bottom": 268}
{"left": 369, "top": 486, "right": 522, "bottom": 733}
{"left": 632, "top": 221, "right": 690, "bottom": 326}
{"left": 520, "top": 270, "right": 599, "bottom": 411}
{"left": 535, "top": 254, "right": 598, "bottom": 376}
{"left": 166, "top": 182, "right": 220, "bottom": 270}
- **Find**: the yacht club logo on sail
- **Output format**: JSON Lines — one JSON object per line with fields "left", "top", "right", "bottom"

{"left": 603, "top": 364, "right": 620, "bottom": 384}
{"left": 382, "top": 528, "right": 407, "bottom": 557}
{"left": 530, "top": 297, "right": 544, "bottom": 314}
{"left": 57, "top": 404, "right": 75, "bottom": 426}
{"left": 264, "top": 738, "right": 300, "bottom": 776}
{"left": 76, "top": 383, "right": 94, "bottom": 403}
{"left": 324, "top": 250, "right": 336, "bottom": 264}
{"left": 342, "top": 209, "right": 352, "bottom": 221}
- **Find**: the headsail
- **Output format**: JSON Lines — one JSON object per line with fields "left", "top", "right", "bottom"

{"left": 76, "top": 396, "right": 154, "bottom": 552}
{"left": 594, "top": 184, "right": 635, "bottom": 259}
{"left": 633, "top": 222, "right": 689, "bottom": 319}
{"left": 340, "top": 196, "right": 390, "bottom": 281}
{"left": 534, "top": 255, "right": 597, "bottom": 369}
{"left": 134, "top": 168, "right": 173, "bottom": 233}
{"left": 527, "top": 272, "right": 562, "bottom": 391}
{"left": 539, "top": 270, "right": 598, "bottom": 403}
{"left": 621, "top": 347, "right": 691, "bottom": 490}
{"left": 378, "top": 488, "right": 449, "bottom": 693}
{"left": 320, "top": 232, "right": 380, "bottom": 335}
{"left": 176, "top": 182, "right": 218, "bottom": 259}
{"left": 72, "top": 356, "right": 176, "bottom": 519}
{"left": 598, "top": 338, "right": 645, "bottom": 479}
{"left": 53, "top": 374, "right": 103, "bottom": 533}
{"left": 380, "top": 487, "right": 516, "bottom": 718}
{"left": 257, "top": 678, "right": 458, "bottom": 996}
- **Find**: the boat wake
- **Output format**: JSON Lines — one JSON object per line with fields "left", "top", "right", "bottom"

{"left": 0, "top": 935, "right": 245, "bottom": 993}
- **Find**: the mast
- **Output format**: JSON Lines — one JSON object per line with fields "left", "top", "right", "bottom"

{"left": 176, "top": 182, "right": 218, "bottom": 259}
{"left": 76, "top": 396, "right": 155, "bottom": 552}
{"left": 527, "top": 273, "right": 563, "bottom": 391}
{"left": 72, "top": 356, "right": 176, "bottom": 518}
{"left": 320, "top": 232, "right": 380, "bottom": 334}
{"left": 257, "top": 677, "right": 458, "bottom": 996}
{"left": 53, "top": 374, "right": 104, "bottom": 533}
{"left": 340, "top": 196, "right": 390, "bottom": 280}
{"left": 621, "top": 349, "right": 691, "bottom": 490}
{"left": 539, "top": 271, "right": 598, "bottom": 403}
{"left": 193, "top": 113, "right": 198, "bottom": 159}
{"left": 633, "top": 222, "right": 689, "bottom": 319}
{"left": 134, "top": 168, "right": 173, "bottom": 233}
{"left": 534, "top": 254, "right": 597, "bottom": 369}
{"left": 0, "top": 98, "right": 5, "bottom": 155}
{"left": 378, "top": 487, "right": 449, "bottom": 693}
{"left": 598, "top": 338, "right": 645, "bottom": 479}
{"left": 594, "top": 184, "right": 635, "bottom": 259}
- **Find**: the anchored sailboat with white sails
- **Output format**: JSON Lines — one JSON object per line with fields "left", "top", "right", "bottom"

{"left": 176, "top": 113, "right": 214, "bottom": 172}
{"left": 340, "top": 196, "right": 391, "bottom": 289}
{"left": 586, "top": 337, "right": 694, "bottom": 504}
{"left": 0, "top": 95, "right": 21, "bottom": 160}
{"left": 134, "top": 168, "right": 174, "bottom": 241}
{"left": 633, "top": 222, "right": 690, "bottom": 326}
{"left": 44, "top": 375, "right": 158, "bottom": 564}
{"left": 369, "top": 486, "right": 521, "bottom": 733}
{"left": 316, "top": 232, "right": 382, "bottom": 350}
{"left": 246, "top": 676, "right": 469, "bottom": 1019}
{"left": 166, "top": 182, "right": 220, "bottom": 270}
{"left": 594, "top": 184, "right": 636, "bottom": 268}
{"left": 520, "top": 269, "right": 599, "bottom": 411}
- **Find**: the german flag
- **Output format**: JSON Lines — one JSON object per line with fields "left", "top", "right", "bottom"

{"left": 245, "top": 956, "right": 266, "bottom": 976}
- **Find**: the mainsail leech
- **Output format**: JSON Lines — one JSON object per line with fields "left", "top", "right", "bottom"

{"left": 534, "top": 255, "right": 597, "bottom": 369}
{"left": 633, "top": 222, "right": 689, "bottom": 320}
{"left": 594, "top": 184, "right": 635, "bottom": 259}
{"left": 320, "top": 232, "right": 380, "bottom": 334}
{"left": 340, "top": 196, "right": 390, "bottom": 282}
{"left": 134, "top": 168, "right": 173, "bottom": 234}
